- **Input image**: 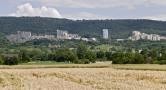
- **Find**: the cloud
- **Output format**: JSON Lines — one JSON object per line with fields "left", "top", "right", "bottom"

{"left": 6, "top": 1, "right": 166, "bottom": 20}
{"left": 34, "top": 0, "right": 166, "bottom": 9}
{"left": 38, "top": 0, "right": 140, "bottom": 9}
{"left": 9, "top": 3, "right": 62, "bottom": 18}
{"left": 148, "top": 0, "right": 166, "bottom": 6}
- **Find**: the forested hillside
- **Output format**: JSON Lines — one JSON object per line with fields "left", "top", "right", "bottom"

{"left": 0, "top": 17, "right": 166, "bottom": 39}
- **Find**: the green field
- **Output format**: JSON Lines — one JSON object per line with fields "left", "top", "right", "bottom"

{"left": 0, "top": 61, "right": 112, "bottom": 69}
{"left": 112, "top": 64, "right": 166, "bottom": 71}
{"left": 94, "top": 44, "right": 112, "bottom": 51}
{"left": 0, "top": 61, "right": 166, "bottom": 71}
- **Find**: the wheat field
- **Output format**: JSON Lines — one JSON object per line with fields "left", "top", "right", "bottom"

{"left": 0, "top": 68, "right": 166, "bottom": 90}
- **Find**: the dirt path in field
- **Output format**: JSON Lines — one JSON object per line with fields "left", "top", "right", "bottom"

{"left": 0, "top": 68, "right": 166, "bottom": 90}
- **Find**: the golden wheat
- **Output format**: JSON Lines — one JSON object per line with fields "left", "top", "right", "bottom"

{"left": 0, "top": 68, "right": 166, "bottom": 90}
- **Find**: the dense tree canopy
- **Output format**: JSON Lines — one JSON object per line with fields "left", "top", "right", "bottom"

{"left": 0, "top": 17, "right": 166, "bottom": 39}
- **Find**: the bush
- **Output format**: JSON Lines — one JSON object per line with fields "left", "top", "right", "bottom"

{"left": 85, "top": 51, "right": 96, "bottom": 63}
{"left": 77, "top": 43, "right": 88, "bottom": 59}
{"left": 73, "top": 59, "right": 82, "bottom": 64}
{"left": 0, "top": 59, "right": 3, "bottom": 65}
{"left": 55, "top": 48, "right": 78, "bottom": 63}
{"left": 96, "top": 51, "right": 105, "bottom": 59}
{"left": 132, "top": 53, "right": 145, "bottom": 64}
{"left": 0, "top": 55, "right": 3, "bottom": 64}
{"left": 83, "top": 59, "right": 90, "bottom": 64}
{"left": 73, "top": 59, "right": 90, "bottom": 64}
{"left": 19, "top": 51, "right": 30, "bottom": 63}
{"left": 3, "top": 56, "right": 19, "bottom": 65}
{"left": 153, "top": 60, "right": 160, "bottom": 64}
{"left": 105, "top": 52, "right": 112, "bottom": 60}
{"left": 158, "top": 60, "right": 166, "bottom": 65}
{"left": 111, "top": 52, "right": 144, "bottom": 64}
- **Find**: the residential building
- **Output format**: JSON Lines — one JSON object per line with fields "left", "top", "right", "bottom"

{"left": 57, "top": 30, "right": 81, "bottom": 40}
{"left": 129, "top": 31, "right": 163, "bottom": 41}
{"left": 103, "top": 29, "right": 109, "bottom": 39}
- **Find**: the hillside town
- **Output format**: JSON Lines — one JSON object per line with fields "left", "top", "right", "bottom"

{"left": 6, "top": 30, "right": 98, "bottom": 43}
{"left": 6, "top": 31, "right": 56, "bottom": 43}
{"left": 6, "top": 29, "right": 166, "bottom": 43}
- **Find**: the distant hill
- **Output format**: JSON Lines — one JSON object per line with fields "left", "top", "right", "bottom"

{"left": 0, "top": 17, "right": 166, "bottom": 39}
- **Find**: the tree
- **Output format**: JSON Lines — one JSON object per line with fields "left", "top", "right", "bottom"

{"left": 140, "top": 49, "right": 149, "bottom": 63}
{"left": 19, "top": 51, "right": 30, "bottom": 63}
{"left": 0, "top": 55, "right": 3, "bottom": 65}
{"left": 159, "top": 49, "right": 166, "bottom": 61}
{"left": 148, "top": 49, "right": 158, "bottom": 62}
{"left": 85, "top": 51, "right": 96, "bottom": 63}
{"left": 110, "top": 52, "right": 146, "bottom": 64}
{"left": 55, "top": 48, "right": 77, "bottom": 63}
{"left": 105, "top": 52, "right": 112, "bottom": 61}
{"left": 3, "top": 56, "right": 19, "bottom": 65}
{"left": 96, "top": 51, "right": 105, "bottom": 59}
{"left": 77, "top": 43, "right": 88, "bottom": 59}
{"left": 132, "top": 53, "right": 144, "bottom": 64}
{"left": 27, "top": 48, "right": 43, "bottom": 60}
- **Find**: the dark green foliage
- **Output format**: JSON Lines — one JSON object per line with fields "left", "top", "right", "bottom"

{"left": 76, "top": 43, "right": 97, "bottom": 63}
{"left": 3, "top": 56, "right": 19, "bottom": 65}
{"left": 47, "top": 53, "right": 56, "bottom": 61}
{"left": 0, "top": 33, "right": 9, "bottom": 47}
{"left": 153, "top": 60, "right": 160, "bottom": 64}
{"left": 0, "top": 55, "right": 3, "bottom": 65}
{"left": 111, "top": 52, "right": 130, "bottom": 64}
{"left": 0, "top": 46, "right": 166, "bottom": 64}
{"left": 96, "top": 51, "right": 105, "bottom": 59}
{"left": 55, "top": 48, "right": 77, "bottom": 63}
{"left": 0, "top": 17, "right": 166, "bottom": 39}
{"left": 83, "top": 59, "right": 91, "bottom": 64}
{"left": 27, "top": 49, "right": 43, "bottom": 61}
{"left": 105, "top": 52, "right": 112, "bottom": 60}
{"left": 77, "top": 43, "right": 88, "bottom": 59}
{"left": 19, "top": 51, "right": 30, "bottom": 63}
{"left": 111, "top": 52, "right": 145, "bottom": 64}
{"left": 40, "top": 54, "right": 49, "bottom": 61}
{"left": 72, "top": 59, "right": 82, "bottom": 64}
{"left": 159, "top": 53, "right": 166, "bottom": 61}
{"left": 132, "top": 53, "right": 145, "bottom": 64}
{"left": 85, "top": 51, "right": 96, "bottom": 63}
{"left": 158, "top": 60, "right": 166, "bottom": 64}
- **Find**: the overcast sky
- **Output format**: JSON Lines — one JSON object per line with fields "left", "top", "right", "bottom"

{"left": 0, "top": 0, "right": 166, "bottom": 20}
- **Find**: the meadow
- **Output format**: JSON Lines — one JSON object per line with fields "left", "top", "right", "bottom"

{"left": 0, "top": 64, "right": 166, "bottom": 90}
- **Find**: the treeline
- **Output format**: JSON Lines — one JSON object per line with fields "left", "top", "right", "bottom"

{"left": 0, "top": 43, "right": 97, "bottom": 65}
{"left": 0, "top": 43, "right": 166, "bottom": 65}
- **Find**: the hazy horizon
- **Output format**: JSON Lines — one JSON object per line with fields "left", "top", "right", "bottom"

{"left": 0, "top": 0, "right": 166, "bottom": 20}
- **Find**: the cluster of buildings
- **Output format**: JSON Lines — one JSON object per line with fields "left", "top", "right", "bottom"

{"left": 57, "top": 30, "right": 81, "bottom": 40}
{"left": 57, "top": 30, "right": 98, "bottom": 42}
{"left": 128, "top": 31, "right": 166, "bottom": 41}
{"left": 6, "top": 31, "right": 32, "bottom": 43}
{"left": 7, "top": 29, "right": 165, "bottom": 43}
{"left": 31, "top": 35, "right": 55, "bottom": 40}
{"left": 6, "top": 29, "right": 104, "bottom": 43}
{"left": 6, "top": 31, "right": 56, "bottom": 43}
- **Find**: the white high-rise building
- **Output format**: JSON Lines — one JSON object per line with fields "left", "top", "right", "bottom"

{"left": 103, "top": 29, "right": 109, "bottom": 39}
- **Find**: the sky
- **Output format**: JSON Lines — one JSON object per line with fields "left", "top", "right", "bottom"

{"left": 0, "top": 0, "right": 166, "bottom": 20}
